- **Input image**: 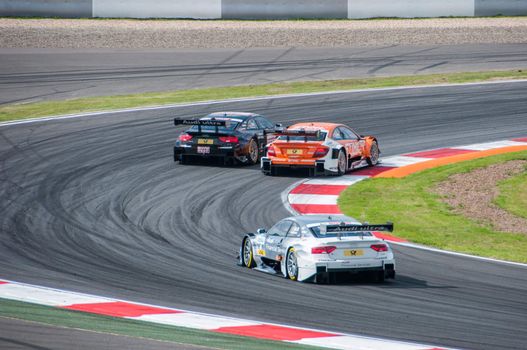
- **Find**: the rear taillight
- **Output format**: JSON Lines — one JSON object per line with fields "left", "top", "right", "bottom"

{"left": 267, "top": 146, "right": 276, "bottom": 157}
{"left": 311, "top": 246, "right": 336, "bottom": 254}
{"left": 313, "top": 147, "right": 329, "bottom": 158}
{"left": 370, "top": 244, "right": 388, "bottom": 252}
{"left": 179, "top": 133, "right": 193, "bottom": 142}
{"left": 219, "top": 136, "right": 239, "bottom": 143}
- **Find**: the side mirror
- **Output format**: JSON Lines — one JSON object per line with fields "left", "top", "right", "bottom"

{"left": 256, "top": 228, "right": 267, "bottom": 234}
{"left": 275, "top": 123, "right": 283, "bottom": 128}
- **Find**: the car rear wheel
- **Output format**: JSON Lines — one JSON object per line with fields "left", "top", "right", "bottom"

{"left": 367, "top": 141, "right": 379, "bottom": 166}
{"left": 286, "top": 248, "right": 299, "bottom": 281}
{"left": 242, "top": 238, "right": 256, "bottom": 268}
{"left": 237, "top": 139, "right": 259, "bottom": 165}
{"left": 247, "top": 139, "right": 259, "bottom": 165}
{"left": 373, "top": 270, "right": 385, "bottom": 283}
{"left": 337, "top": 149, "right": 346, "bottom": 176}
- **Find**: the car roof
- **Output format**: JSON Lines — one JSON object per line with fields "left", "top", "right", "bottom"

{"left": 289, "top": 122, "right": 343, "bottom": 132}
{"left": 287, "top": 214, "right": 361, "bottom": 226}
{"left": 205, "top": 112, "right": 261, "bottom": 121}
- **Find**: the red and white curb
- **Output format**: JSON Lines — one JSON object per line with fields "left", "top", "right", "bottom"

{"left": 288, "top": 138, "right": 527, "bottom": 214}
{"left": 0, "top": 278, "right": 452, "bottom": 350}
{"left": 287, "top": 137, "right": 527, "bottom": 248}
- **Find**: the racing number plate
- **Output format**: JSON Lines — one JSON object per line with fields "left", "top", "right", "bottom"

{"left": 344, "top": 249, "right": 364, "bottom": 257}
{"left": 197, "top": 146, "right": 210, "bottom": 154}
{"left": 198, "top": 139, "right": 214, "bottom": 145}
{"left": 286, "top": 149, "right": 303, "bottom": 155}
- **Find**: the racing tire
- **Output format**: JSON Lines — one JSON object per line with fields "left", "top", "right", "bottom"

{"left": 264, "top": 168, "right": 277, "bottom": 176}
{"left": 337, "top": 149, "right": 347, "bottom": 176}
{"left": 179, "top": 155, "right": 188, "bottom": 165}
{"left": 373, "top": 270, "right": 385, "bottom": 283}
{"left": 367, "top": 141, "right": 379, "bottom": 166}
{"left": 286, "top": 248, "right": 299, "bottom": 281}
{"left": 246, "top": 139, "right": 260, "bottom": 165}
{"left": 242, "top": 238, "right": 256, "bottom": 268}
{"left": 236, "top": 139, "right": 259, "bottom": 165}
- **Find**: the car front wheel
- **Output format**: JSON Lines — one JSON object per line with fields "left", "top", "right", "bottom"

{"left": 337, "top": 149, "right": 346, "bottom": 176}
{"left": 242, "top": 238, "right": 256, "bottom": 268}
{"left": 367, "top": 141, "right": 379, "bottom": 166}
{"left": 286, "top": 248, "right": 299, "bottom": 281}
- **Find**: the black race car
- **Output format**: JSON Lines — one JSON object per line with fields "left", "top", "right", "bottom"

{"left": 174, "top": 112, "right": 281, "bottom": 165}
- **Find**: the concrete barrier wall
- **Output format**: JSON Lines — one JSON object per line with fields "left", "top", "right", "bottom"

{"left": 1, "top": 0, "right": 526, "bottom": 19}
{"left": 93, "top": 0, "right": 221, "bottom": 19}
{"left": 222, "top": 0, "right": 347, "bottom": 19}
{"left": 0, "top": 0, "right": 92, "bottom": 17}
{"left": 348, "top": 0, "right": 475, "bottom": 18}
{"left": 475, "top": 0, "right": 527, "bottom": 16}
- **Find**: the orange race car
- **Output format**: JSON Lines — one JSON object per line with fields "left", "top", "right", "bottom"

{"left": 261, "top": 122, "right": 379, "bottom": 176}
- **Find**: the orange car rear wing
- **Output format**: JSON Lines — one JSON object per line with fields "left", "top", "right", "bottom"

{"left": 278, "top": 129, "right": 322, "bottom": 142}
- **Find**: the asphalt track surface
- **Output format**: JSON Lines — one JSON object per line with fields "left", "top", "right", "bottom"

{"left": 1, "top": 81, "right": 527, "bottom": 350}
{"left": 1, "top": 43, "right": 527, "bottom": 104}
{"left": 0, "top": 317, "right": 209, "bottom": 350}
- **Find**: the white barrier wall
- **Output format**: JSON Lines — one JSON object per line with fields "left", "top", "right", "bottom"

{"left": 1, "top": 0, "right": 526, "bottom": 19}
{"left": 92, "top": 0, "right": 222, "bottom": 19}
{"left": 348, "top": 0, "right": 475, "bottom": 18}
{"left": 0, "top": 0, "right": 91, "bottom": 17}
{"left": 222, "top": 0, "right": 347, "bottom": 19}
{"left": 475, "top": 0, "right": 527, "bottom": 16}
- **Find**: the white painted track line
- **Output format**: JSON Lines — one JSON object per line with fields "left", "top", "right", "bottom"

{"left": 0, "top": 283, "right": 110, "bottom": 306}
{"left": 130, "top": 313, "right": 263, "bottom": 330}
{"left": 2, "top": 79, "right": 527, "bottom": 128}
{"left": 288, "top": 194, "right": 339, "bottom": 205}
{"left": 303, "top": 175, "right": 369, "bottom": 186}
{"left": 454, "top": 140, "right": 527, "bottom": 151}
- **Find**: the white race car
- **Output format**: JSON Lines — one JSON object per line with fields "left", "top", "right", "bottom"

{"left": 239, "top": 215, "right": 396, "bottom": 283}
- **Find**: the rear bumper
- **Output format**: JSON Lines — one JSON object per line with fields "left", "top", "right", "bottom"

{"left": 174, "top": 145, "right": 241, "bottom": 161}
{"left": 261, "top": 157, "right": 329, "bottom": 175}
{"left": 298, "top": 259, "right": 395, "bottom": 282}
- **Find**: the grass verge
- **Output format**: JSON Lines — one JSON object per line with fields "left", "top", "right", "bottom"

{"left": 1, "top": 69, "right": 526, "bottom": 123}
{"left": 494, "top": 163, "right": 527, "bottom": 219}
{"left": 338, "top": 151, "right": 527, "bottom": 263}
{"left": 0, "top": 298, "right": 326, "bottom": 350}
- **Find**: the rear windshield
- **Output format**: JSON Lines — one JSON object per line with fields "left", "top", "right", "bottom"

{"left": 278, "top": 131, "right": 327, "bottom": 142}
{"left": 309, "top": 226, "right": 373, "bottom": 238}
{"left": 188, "top": 121, "right": 239, "bottom": 134}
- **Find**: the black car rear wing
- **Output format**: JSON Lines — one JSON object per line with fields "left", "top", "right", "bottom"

{"left": 322, "top": 222, "right": 394, "bottom": 234}
{"left": 174, "top": 118, "right": 227, "bottom": 134}
{"left": 278, "top": 129, "right": 321, "bottom": 142}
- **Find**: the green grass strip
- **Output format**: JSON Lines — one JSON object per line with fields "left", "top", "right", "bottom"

{"left": 494, "top": 164, "right": 527, "bottom": 219}
{"left": 0, "top": 298, "right": 327, "bottom": 350}
{"left": 338, "top": 151, "right": 527, "bottom": 263}
{"left": 1, "top": 69, "right": 526, "bottom": 123}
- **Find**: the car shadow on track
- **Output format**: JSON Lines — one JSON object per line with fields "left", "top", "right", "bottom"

{"left": 317, "top": 274, "right": 456, "bottom": 290}
{"left": 174, "top": 157, "right": 262, "bottom": 171}
{"left": 175, "top": 158, "right": 321, "bottom": 179}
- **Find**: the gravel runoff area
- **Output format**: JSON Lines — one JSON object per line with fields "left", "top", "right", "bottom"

{"left": 435, "top": 160, "right": 527, "bottom": 235}
{"left": 1, "top": 18, "right": 527, "bottom": 49}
